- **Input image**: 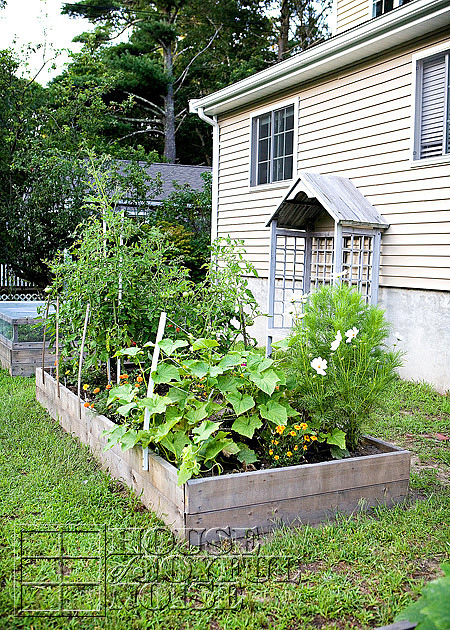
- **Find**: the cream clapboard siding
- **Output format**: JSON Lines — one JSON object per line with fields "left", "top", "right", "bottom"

{"left": 216, "top": 33, "right": 450, "bottom": 291}
{"left": 336, "top": 0, "right": 370, "bottom": 33}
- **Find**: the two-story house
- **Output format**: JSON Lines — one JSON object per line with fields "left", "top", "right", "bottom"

{"left": 190, "top": 0, "right": 450, "bottom": 392}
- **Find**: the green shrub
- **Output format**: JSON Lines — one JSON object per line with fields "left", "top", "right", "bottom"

{"left": 277, "top": 283, "right": 403, "bottom": 451}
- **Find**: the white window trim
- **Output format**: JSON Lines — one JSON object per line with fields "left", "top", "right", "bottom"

{"left": 370, "top": 0, "right": 407, "bottom": 20}
{"left": 410, "top": 40, "right": 450, "bottom": 167}
{"left": 248, "top": 97, "right": 298, "bottom": 190}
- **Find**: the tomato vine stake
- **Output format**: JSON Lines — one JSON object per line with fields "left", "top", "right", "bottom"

{"left": 77, "top": 303, "right": 90, "bottom": 419}
{"left": 142, "top": 311, "right": 167, "bottom": 471}
{"left": 56, "top": 296, "right": 60, "bottom": 398}
{"left": 41, "top": 295, "right": 51, "bottom": 384}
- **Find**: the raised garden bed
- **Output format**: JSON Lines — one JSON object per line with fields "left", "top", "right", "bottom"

{"left": 36, "top": 368, "right": 411, "bottom": 545}
{"left": 0, "top": 302, "right": 53, "bottom": 376}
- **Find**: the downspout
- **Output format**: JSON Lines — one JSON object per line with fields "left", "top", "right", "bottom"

{"left": 195, "top": 107, "right": 219, "bottom": 243}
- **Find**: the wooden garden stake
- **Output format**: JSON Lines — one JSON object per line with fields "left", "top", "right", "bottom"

{"left": 56, "top": 296, "right": 60, "bottom": 398}
{"left": 142, "top": 311, "right": 167, "bottom": 471}
{"left": 77, "top": 303, "right": 90, "bottom": 419}
{"left": 41, "top": 295, "right": 51, "bottom": 384}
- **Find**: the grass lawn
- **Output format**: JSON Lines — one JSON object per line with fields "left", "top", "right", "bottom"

{"left": 0, "top": 369, "right": 449, "bottom": 630}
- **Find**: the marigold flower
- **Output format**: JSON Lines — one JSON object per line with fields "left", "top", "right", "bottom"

{"left": 287, "top": 451, "right": 292, "bottom": 457}
{"left": 54, "top": 359, "right": 58, "bottom": 366}
{"left": 300, "top": 423, "right": 308, "bottom": 430}
{"left": 120, "top": 374, "right": 128, "bottom": 380}
{"left": 294, "top": 425, "right": 301, "bottom": 431}
{"left": 176, "top": 327, "right": 181, "bottom": 333}
{"left": 274, "top": 455, "right": 279, "bottom": 460}
{"left": 269, "top": 449, "right": 273, "bottom": 455}
{"left": 294, "top": 445, "right": 298, "bottom": 451}
{"left": 305, "top": 435, "right": 310, "bottom": 442}
{"left": 106, "top": 384, "right": 112, "bottom": 390}
{"left": 136, "top": 375, "right": 144, "bottom": 383}
{"left": 93, "top": 387, "right": 100, "bottom": 394}
{"left": 90, "top": 403, "right": 95, "bottom": 409}
{"left": 82, "top": 384, "right": 89, "bottom": 391}
{"left": 274, "top": 440, "right": 279, "bottom": 445}
{"left": 276, "top": 425, "right": 285, "bottom": 434}
{"left": 303, "top": 445, "right": 308, "bottom": 450}
{"left": 83, "top": 402, "right": 90, "bottom": 408}
{"left": 290, "top": 430, "right": 296, "bottom": 437}
{"left": 311, "top": 435, "right": 317, "bottom": 441}
{"left": 275, "top": 385, "right": 280, "bottom": 390}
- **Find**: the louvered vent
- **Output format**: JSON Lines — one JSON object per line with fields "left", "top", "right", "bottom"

{"left": 420, "top": 55, "right": 446, "bottom": 159}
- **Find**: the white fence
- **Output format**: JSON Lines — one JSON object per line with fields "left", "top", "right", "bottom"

{"left": 0, "top": 264, "right": 41, "bottom": 301}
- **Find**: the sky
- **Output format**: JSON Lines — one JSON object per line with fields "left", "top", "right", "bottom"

{"left": 0, "top": 0, "right": 91, "bottom": 83}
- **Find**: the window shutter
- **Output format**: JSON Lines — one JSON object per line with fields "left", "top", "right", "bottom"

{"left": 419, "top": 55, "right": 446, "bottom": 159}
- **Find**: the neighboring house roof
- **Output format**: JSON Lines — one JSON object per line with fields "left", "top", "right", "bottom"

{"left": 142, "top": 163, "right": 211, "bottom": 203}
{"left": 189, "top": 0, "right": 450, "bottom": 117}
{"left": 267, "top": 173, "right": 389, "bottom": 230}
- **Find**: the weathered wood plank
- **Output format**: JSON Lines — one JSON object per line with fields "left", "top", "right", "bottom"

{"left": 185, "top": 443, "right": 410, "bottom": 515}
{"left": 36, "top": 369, "right": 185, "bottom": 526}
{"left": 185, "top": 480, "right": 410, "bottom": 532}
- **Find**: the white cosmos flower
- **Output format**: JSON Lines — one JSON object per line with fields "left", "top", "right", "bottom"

{"left": 345, "top": 326, "right": 359, "bottom": 343}
{"left": 311, "top": 357, "right": 327, "bottom": 375}
{"left": 330, "top": 330, "right": 342, "bottom": 351}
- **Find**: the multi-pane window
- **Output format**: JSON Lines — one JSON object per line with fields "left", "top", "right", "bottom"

{"left": 372, "top": 0, "right": 411, "bottom": 18}
{"left": 414, "top": 52, "right": 450, "bottom": 160}
{"left": 251, "top": 104, "right": 294, "bottom": 186}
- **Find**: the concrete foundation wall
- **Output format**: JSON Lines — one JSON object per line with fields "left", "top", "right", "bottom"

{"left": 245, "top": 277, "right": 450, "bottom": 393}
{"left": 379, "top": 287, "right": 450, "bottom": 393}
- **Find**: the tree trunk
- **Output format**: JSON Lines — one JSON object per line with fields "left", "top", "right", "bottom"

{"left": 278, "top": 0, "right": 290, "bottom": 61}
{"left": 163, "top": 43, "right": 176, "bottom": 163}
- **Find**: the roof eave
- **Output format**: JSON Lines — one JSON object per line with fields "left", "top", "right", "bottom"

{"left": 189, "top": 0, "right": 450, "bottom": 117}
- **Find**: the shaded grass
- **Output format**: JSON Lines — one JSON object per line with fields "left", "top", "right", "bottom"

{"left": 0, "top": 370, "right": 449, "bottom": 630}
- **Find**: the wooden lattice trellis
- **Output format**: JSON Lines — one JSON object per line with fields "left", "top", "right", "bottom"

{"left": 266, "top": 172, "right": 388, "bottom": 350}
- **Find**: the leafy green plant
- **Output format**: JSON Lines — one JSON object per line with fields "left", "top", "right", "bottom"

{"left": 395, "top": 563, "right": 450, "bottom": 629}
{"left": 277, "top": 283, "right": 403, "bottom": 451}
{"left": 100, "top": 335, "right": 346, "bottom": 484}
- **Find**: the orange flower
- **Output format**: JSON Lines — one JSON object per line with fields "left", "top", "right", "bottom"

{"left": 311, "top": 435, "right": 317, "bottom": 441}
{"left": 294, "top": 445, "right": 298, "bottom": 451}
{"left": 275, "top": 385, "right": 279, "bottom": 390}
{"left": 83, "top": 402, "right": 90, "bottom": 408}
{"left": 176, "top": 327, "right": 180, "bottom": 333}
{"left": 276, "top": 425, "right": 286, "bottom": 434}
{"left": 300, "top": 423, "right": 308, "bottom": 430}
{"left": 274, "top": 455, "right": 279, "bottom": 460}
{"left": 269, "top": 449, "right": 273, "bottom": 455}
{"left": 120, "top": 374, "right": 128, "bottom": 380}
{"left": 303, "top": 445, "right": 308, "bottom": 450}
{"left": 290, "top": 430, "right": 296, "bottom": 437}
{"left": 294, "top": 425, "right": 301, "bottom": 431}
{"left": 106, "top": 384, "right": 112, "bottom": 390}
{"left": 93, "top": 387, "right": 100, "bottom": 394}
{"left": 136, "top": 375, "right": 144, "bottom": 383}
{"left": 90, "top": 403, "right": 95, "bottom": 409}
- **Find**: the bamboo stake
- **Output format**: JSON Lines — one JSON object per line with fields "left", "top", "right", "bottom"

{"left": 77, "top": 303, "right": 90, "bottom": 419}
{"left": 41, "top": 296, "right": 51, "bottom": 384}
{"left": 142, "top": 311, "right": 167, "bottom": 471}
{"left": 56, "top": 296, "right": 60, "bottom": 398}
